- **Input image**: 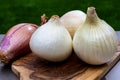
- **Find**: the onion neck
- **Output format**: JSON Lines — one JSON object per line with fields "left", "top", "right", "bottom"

{"left": 48, "top": 15, "right": 61, "bottom": 25}
{"left": 41, "top": 14, "right": 47, "bottom": 25}
{"left": 85, "top": 7, "right": 100, "bottom": 25}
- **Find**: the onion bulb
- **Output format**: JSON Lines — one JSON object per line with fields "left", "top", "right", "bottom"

{"left": 73, "top": 7, "right": 118, "bottom": 65}
{"left": 0, "top": 23, "right": 38, "bottom": 64}
{"left": 30, "top": 15, "right": 72, "bottom": 62}
{"left": 60, "top": 10, "right": 86, "bottom": 38}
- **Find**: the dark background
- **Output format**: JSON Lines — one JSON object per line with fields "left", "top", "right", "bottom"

{"left": 0, "top": 0, "right": 120, "bottom": 33}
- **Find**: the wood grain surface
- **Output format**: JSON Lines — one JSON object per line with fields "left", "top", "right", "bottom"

{"left": 11, "top": 41, "right": 120, "bottom": 80}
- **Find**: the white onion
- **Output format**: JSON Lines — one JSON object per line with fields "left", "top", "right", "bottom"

{"left": 73, "top": 7, "right": 118, "bottom": 65}
{"left": 60, "top": 10, "right": 86, "bottom": 38}
{"left": 30, "top": 15, "right": 72, "bottom": 62}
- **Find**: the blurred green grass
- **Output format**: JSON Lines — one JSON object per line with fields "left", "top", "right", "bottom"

{"left": 0, "top": 0, "right": 120, "bottom": 33}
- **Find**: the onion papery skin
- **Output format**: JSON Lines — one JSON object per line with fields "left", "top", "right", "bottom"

{"left": 30, "top": 15, "right": 72, "bottom": 62}
{"left": 73, "top": 7, "right": 118, "bottom": 65}
{"left": 60, "top": 10, "right": 86, "bottom": 38}
{"left": 0, "top": 23, "right": 38, "bottom": 64}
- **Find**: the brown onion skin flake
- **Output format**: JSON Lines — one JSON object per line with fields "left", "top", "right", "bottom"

{"left": 0, "top": 23, "right": 38, "bottom": 64}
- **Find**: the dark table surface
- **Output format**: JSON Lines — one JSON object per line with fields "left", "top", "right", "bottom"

{"left": 0, "top": 31, "right": 120, "bottom": 80}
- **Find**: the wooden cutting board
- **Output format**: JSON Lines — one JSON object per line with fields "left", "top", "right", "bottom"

{"left": 12, "top": 42, "right": 120, "bottom": 80}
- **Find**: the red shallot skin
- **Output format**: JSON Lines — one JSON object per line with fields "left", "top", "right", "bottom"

{"left": 0, "top": 23, "right": 38, "bottom": 64}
